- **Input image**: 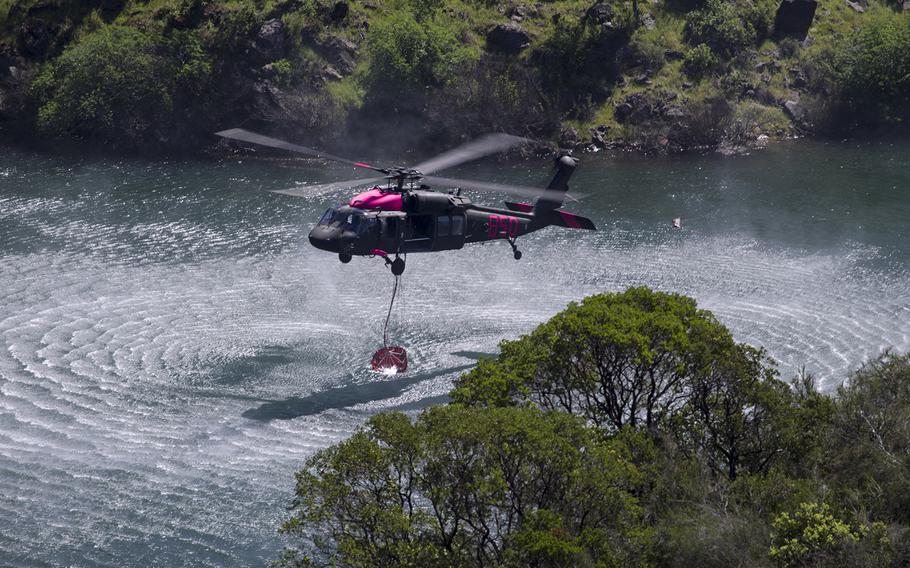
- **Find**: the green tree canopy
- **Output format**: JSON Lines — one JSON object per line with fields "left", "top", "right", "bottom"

{"left": 279, "top": 405, "right": 652, "bottom": 568}
{"left": 453, "top": 288, "right": 744, "bottom": 428}
{"left": 30, "top": 24, "right": 211, "bottom": 148}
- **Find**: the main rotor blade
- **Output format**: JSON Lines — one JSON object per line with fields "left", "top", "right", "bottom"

{"left": 423, "top": 176, "right": 577, "bottom": 206}
{"left": 216, "top": 129, "right": 387, "bottom": 173}
{"left": 411, "top": 133, "right": 529, "bottom": 175}
{"left": 269, "top": 177, "right": 384, "bottom": 198}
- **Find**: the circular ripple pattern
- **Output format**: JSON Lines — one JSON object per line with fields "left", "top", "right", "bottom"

{"left": 1, "top": 141, "right": 909, "bottom": 566}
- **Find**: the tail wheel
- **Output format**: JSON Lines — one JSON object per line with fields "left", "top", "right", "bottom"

{"left": 513, "top": 250, "right": 522, "bottom": 260}
{"left": 390, "top": 257, "right": 405, "bottom": 275}
{"left": 339, "top": 252, "right": 352, "bottom": 263}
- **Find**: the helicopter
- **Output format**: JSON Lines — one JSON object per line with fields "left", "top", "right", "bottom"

{"left": 216, "top": 128, "right": 596, "bottom": 275}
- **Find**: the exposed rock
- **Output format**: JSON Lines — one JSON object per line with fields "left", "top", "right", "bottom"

{"left": 904, "top": 0, "right": 910, "bottom": 11}
{"left": 774, "top": 0, "right": 817, "bottom": 40}
{"left": 559, "top": 126, "right": 579, "bottom": 148}
{"left": 322, "top": 65, "right": 343, "bottom": 81}
{"left": 317, "top": 37, "right": 358, "bottom": 74}
{"left": 590, "top": 125, "right": 610, "bottom": 148}
{"left": 330, "top": 1, "right": 349, "bottom": 21}
{"left": 584, "top": 2, "right": 617, "bottom": 28}
{"left": 486, "top": 23, "right": 531, "bottom": 54}
{"left": 788, "top": 66, "right": 808, "bottom": 88}
{"left": 614, "top": 91, "right": 679, "bottom": 125}
{"left": 509, "top": 4, "right": 540, "bottom": 21}
{"left": 783, "top": 99, "right": 807, "bottom": 124}
{"left": 641, "top": 13, "right": 656, "bottom": 30}
{"left": 682, "top": 81, "right": 694, "bottom": 89}
{"left": 845, "top": 0, "right": 864, "bottom": 12}
{"left": 253, "top": 19, "right": 287, "bottom": 63}
{"left": 755, "top": 60, "right": 781, "bottom": 73}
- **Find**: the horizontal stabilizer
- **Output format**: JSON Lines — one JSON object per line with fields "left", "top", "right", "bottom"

{"left": 504, "top": 201, "right": 534, "bottom": 213}
{"left": 547, "top": 209, "right": 596, "bottom": 230}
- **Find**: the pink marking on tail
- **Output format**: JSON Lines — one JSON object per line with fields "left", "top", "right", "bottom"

{"left": 510, "top": 202, "right": 534, "bottom": 213}
{"left": 558, "top": 210, "right": 582, "bottom": 228}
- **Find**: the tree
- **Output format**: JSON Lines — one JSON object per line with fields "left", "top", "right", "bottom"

{"left": 279, "top": 406, "right": 651, "bottom": 567}
{"left": 827, "top": 352, "right": 910, "bottom": 523}
{"left": 451, "top": 287, "right": 742, "bottom": 433}
{"left": 684, "top": 344, "right": 792, "bottom": 480}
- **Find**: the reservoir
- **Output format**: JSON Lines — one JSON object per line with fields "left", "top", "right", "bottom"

{"left": 1, "top": 139, "right": 908, "bottom": 566}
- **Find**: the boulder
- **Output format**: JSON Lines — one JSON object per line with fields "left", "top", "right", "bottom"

{"left": 641, "top": 13, "right": 656, "bottom": 30}
{"left": 904, "top": 0, "right": 910, "bottom": 11}
{"left": 783, "top": 99, "right": 807, "bottom": 124}
{"left": 590, "top": 125, "right": 610, "bottom": 148}
{"left": 320, "top": 37, "right": 358, "bottom": 74}
{"left": 559, "top": 127, "right": 579, "bottom": 148}
{"left": 584, "top": 2, "right": 616, "bottom": 27}
{"left": 509, "top": 4, "right": 540, "bottom": 21}
{"left": 486, "top": 23, "right": 531, "bottom": 54}
{"left": 774, "top": 0, "right": 817, "bottom": 40}
{"left": 253, "top": 19, "right": 287, "bottom": 63}
{"left": 845, "top": 0, "right": 865, "bottom": 12}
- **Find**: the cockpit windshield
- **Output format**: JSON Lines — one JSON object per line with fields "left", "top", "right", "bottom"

{"left": 317, "top": 208, "right": 377, "bottom": 235}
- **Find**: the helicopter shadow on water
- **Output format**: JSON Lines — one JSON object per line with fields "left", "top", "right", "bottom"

{"left": 240, "top": 351, "right": 496, "bottom": 421}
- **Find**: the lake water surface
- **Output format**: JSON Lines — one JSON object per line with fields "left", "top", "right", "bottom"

{"left": 1, "top": 139, "right": 909, "bottom": 566}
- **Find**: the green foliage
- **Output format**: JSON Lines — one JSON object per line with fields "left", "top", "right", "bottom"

{"left": 363, "top": 9, "right": 471, "bottom": 100}
{"left": 685, "top": 0, "right": 775, "bottom": 58}
{"left": 832, "top": 13, "right": 910, "bottom": 124}
{"left": 31, "top": 25, "right": 177, "bottom": 144}
{"left": 682, "top": 43, "right": 718, "bottom": 78}
{"left": 768, "top": 503, "right": 884, "bottom": 567}
{"left": 281, "top": 288, "right": 910, "bottom": 568}
{"left": 269, "top": 58, "right": 294, "bottom": 87}
{"left": 828, "top": 352, "right": 910, "bottom": 523}
{"left": 684, "top": 344, "right": 792, "bottom": 480}
{"left": 723, "top": 101, "right": 792, "bottom": 146}
{"left": 453, "top": 287, "right": 742, "bottom": 432}
{"left": 536, "top": 9, "right": 633, "bottom": 118}
{"left": 280, "top": 405, "right": 650, "bottom": 567}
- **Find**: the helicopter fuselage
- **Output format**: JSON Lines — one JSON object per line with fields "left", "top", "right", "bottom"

{"left": 308, "top": 188, "right": 540, "bottom": 258}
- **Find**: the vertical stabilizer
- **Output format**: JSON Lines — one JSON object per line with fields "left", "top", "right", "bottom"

{"left": 534, "top": 155, "right": 577, "bottom": 212}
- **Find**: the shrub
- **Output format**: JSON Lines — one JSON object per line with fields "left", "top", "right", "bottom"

{"left": 833, "top": 13, "right": 910, "bottom": 124}
{"left": 769, "top": 503, "right": 892, "bottom": 568}
{"left": 31, "top": 26, "right": 175, "bottom": 145}
{"left": 683, "top": 43, "right": 718, "bottom": 78}
{"left": 724, "top": 101, "right": 790, "bottom": 145}
{"left": 685, "top": 0, "right": 775, "bottom": 58}
{"left": 363, "top": 9, "right": 471, "bottom": 94}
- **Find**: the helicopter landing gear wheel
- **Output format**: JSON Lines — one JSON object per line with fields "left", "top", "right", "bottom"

{"left": 508, "top": 238, "right": 522, "bottom": 261}
{"left": 390, "top": 257, "right": 405, "bottom": 276}
{"left": 339, "top": 252, "right": 352, "bottom": 264}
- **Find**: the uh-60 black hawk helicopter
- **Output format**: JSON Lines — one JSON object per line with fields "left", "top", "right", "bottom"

{"left": 216, "top": 129, "right": 596, "bottom": 275}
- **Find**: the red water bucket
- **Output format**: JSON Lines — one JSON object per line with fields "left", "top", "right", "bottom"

{"left": 371, "top": 346, "right": 408, "bottom": 374}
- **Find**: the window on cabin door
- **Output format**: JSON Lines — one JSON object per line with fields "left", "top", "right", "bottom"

{"left": 437, "top": 215, "right": 450, "bottom": 237}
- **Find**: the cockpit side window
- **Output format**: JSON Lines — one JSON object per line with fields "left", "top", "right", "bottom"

{"left": 319, "top": 209, "right": 334, "bottom": 225}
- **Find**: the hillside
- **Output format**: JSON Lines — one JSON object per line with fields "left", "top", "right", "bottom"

{"left": 0, "top": 0, "right": 908, "bottom": 154}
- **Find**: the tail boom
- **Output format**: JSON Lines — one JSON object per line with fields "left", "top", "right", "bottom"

{"left": 504, "top": 201, "right": 596, "bottom": 231}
